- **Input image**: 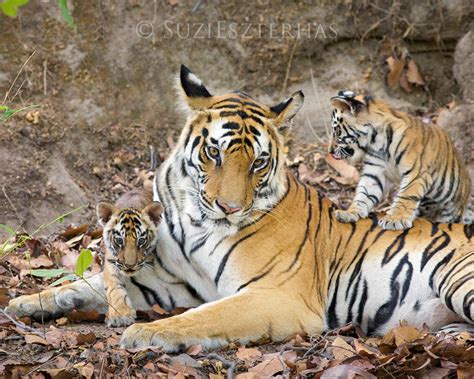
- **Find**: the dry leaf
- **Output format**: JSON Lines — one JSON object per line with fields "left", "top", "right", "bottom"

{"left": 75, "top": 362, "right": 95, "bottom": 379}
{"left": 386, "top": 56, "right": 405, "bottom": 87}
{"left": 406, "top": 59, "right": 425, "bottom": 85}
{"left": 399, "top": 73, "right": 413, "bottom": 93}
{"left": 354, "top": 339, "right": 379, "bottom": 358}
{"left": 152, "top": 304, "right": 168, "bottom": 315}
{"left": 24, "top": 334, "right": 48, "bottom": 345}
{"left": 75, "top": 331, "right": 96, "bottom": 345}
{"left": 331, "top": 336, "right": 355, "bottom": 360}
{"left": 186, "top": 344, "right": 203, "bottom": 356}
{"left": 236, "top": 347, "right": 262, "bottom": 361}
{"left": 321, "top": 364, "right": 377, "bottom": 379}
{"left": 298, "top": 164, "right": 328, "bottom": 185}
{"left": 313, "top": 152, "right": 323, "bottom": 164}
{"left": 362, "top": 67, "right": 372, "bottom": 81}
{"left": 25, "top": 110, "right": 40, "bottom": 124}
{"left": 10, "top": 255, "right": 53, "bottom": 270}
{"left": 325, "top": 154, "right": 359, "bottom": 185}
{"left": 382, "top": 325, "right": 422, "bottom": 347}
{"left": 68, "top": 310, "right": 104, "bottom": 323}
{"left": 55, "top": 317, "right": 68, "bottom": 326}
{"left": 249, "top": 358, "right": 283, "bottom": 377}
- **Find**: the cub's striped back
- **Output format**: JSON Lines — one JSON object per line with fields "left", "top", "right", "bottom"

{"left": 330, "top": 91, "right": 472, "bottom": 230}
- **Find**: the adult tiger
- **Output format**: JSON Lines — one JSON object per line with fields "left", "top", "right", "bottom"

{"left": 7, "top": 66, "right": 474, "bottom": 352}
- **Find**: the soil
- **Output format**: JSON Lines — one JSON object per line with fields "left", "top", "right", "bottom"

{"left": 1, "top": 0, "right": 473, "bottom": 238}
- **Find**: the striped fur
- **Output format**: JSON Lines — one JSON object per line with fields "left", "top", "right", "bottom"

{"left": 96, "top": 189, "right": 165, "bottom": 326}
{"left": 329, "top": 91, "right": 472, "bottom": 230}
{"left": 7, "top": 67, "right": 474, "bottom": 353}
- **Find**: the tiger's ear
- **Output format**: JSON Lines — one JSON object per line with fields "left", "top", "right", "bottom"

{"left": 179, "top": 64, "right": 214, "bottom": 111}
{"left": 270, "top": 90, "right": 304, "bottom": 134}
{"left": 96, "top": 202, "right": 116, "bottom": 226}
{"left": 142, "top": 202, "right": 163, "bottom": 227}
{"left": 330, "top": 91, "right": 366, "bottom": 114}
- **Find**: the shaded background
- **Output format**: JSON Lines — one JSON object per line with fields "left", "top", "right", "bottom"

{"left": 0, "top": 0, "right": 473, "bottom": 237}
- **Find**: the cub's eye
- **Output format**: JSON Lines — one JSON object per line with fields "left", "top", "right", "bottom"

{"left": 137, "top": 237, "right": 147, "bottom": 246}
{"left": 333, "top": 128, "right": 341, "bottom": 137}
{"left": 253, "top": 157, "right": 268, "bottom": 171}
{"left": 206, "top": 146, "right": 220, "bottom": 160}
{"left": 115, "top": 236, "right": 124, "bottom": 246}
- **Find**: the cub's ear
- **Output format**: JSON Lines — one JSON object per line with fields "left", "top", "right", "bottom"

{"left": 178, "top": 64, "right": 214, "bottom": 111}
{"left": 270, "top": 90, "right": 304, "bottom": 134}
{"left": 96, "top": 202, "right": 116, "bottom": 226}
{"left": 142, "top": 202, "right": 163, "bottom": 227}
{"left": 330, "top": 91, "right": 366, "bottom": 114}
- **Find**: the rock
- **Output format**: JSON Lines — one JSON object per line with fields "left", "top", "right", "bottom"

{"left": 437, "top": 104, "right": 474, "bottom": 196}
{"left": 454, "top": 31, "right": 474, "bottom": 100}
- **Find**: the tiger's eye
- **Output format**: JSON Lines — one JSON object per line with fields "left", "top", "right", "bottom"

{"left": 137, "top": 237, "right": 146, "bottom": 246}
{"left": 253, "top": 158, "right": 267, "bottom": 171}
{"left": 207, "top": 146, "right": 220, "bottom": 159}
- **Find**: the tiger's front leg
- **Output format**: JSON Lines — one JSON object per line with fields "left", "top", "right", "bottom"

{"left": 120, "top": 289, "right": 322, "bottom": 352}
{"left": 6, "top": 274, "right": 108, "bottom": 321}
{"left": 103, "top": 263, "right": 136, "bottom": 327}
{"left": 336, "top": 160, "right": 386, "bottom": 224}
{"left": 379, "top": 172, "right": 431, "bottom": 230}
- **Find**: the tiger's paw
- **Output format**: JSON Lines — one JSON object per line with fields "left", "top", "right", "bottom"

{"left": 107, "top": 307, "right": 136, "bottom": 327}
{"left": 335, "top": 209, "right": 362, "bottom": 223}
{"left": 379, "top": 214, "right": 413, "bottom": 230}
{"left": 6, "top": 293, "right": 59, "bottom": 321}
{"left": 120, "top": 322, "right": 185, "bottom": 352}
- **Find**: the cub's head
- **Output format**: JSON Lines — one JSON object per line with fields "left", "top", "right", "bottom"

{"left": 329, "top": 91, "right": 377, "bottom": 161}
{"left": 175, "top": 65, "right": 304, "bottom": 226}
{"left": 96, "top": 201, "right": 163, "bottom": 275}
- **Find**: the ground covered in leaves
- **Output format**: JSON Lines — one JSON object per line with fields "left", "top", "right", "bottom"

{"left": 1, "top": 143, "right": 474, "bottom": 378}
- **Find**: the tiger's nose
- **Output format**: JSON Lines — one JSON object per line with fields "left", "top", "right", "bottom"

{"left": 216, "top": 200, "right": 243, "bottom": 214}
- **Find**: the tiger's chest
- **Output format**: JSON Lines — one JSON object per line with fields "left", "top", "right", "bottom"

{"left": 155, "top": 212, "right": 242, "bottom": 301}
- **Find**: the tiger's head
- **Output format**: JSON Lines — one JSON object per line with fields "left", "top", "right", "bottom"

{"left": 96, "top": 201, "right": 163, "bottom": 275}
{"left": 172, "top": 65, "right": 304, "bottom": 227}
{"left": 329, "top": 91, "right": 377, "bottom": 162}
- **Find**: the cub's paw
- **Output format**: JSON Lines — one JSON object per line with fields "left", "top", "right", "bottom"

{"left": 335, "top": 209, "right": 361, "bottom": 223}
{"left": 379, "top": 214, "right": 413, "bottom": 230}
{"left": 107, "top": 308, "right": 136, "bottom": 327}
{"left": 6, "top": 294, "right": 58, "bottom": 321}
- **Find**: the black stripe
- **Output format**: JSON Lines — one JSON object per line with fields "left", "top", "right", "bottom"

{"left": 438, "top": 253, "right": 474, "bottom": 292}
{"left": 284, "top": 189, "right": 312, "bottom": 272}
{"left": 237, "top": 264, "right": 276, "bottom": 292}
{"left": 382, "top": 229, "right": 409, "bottom": 265}
{"left": 444, "top": 272, "right": 474, "bottom": 317}
{"left": 463, "top": 288, "right": 474, "bottom": 321}
{"left": 356, "top": 280, "right": 369, "bottom": 325}
{"left": 222, "top": 122, "right": 240, "bottom": 130}
{"left": 130, "top": 277, "right": 165, "bottom": 308}
{"left": 429, "top": 249, "right": 455, "bottom": 288}
{"left": 420, "top": 232, "right": 451, "bottom": 270}
{"left": 190, "top": 234, "right": 209, "bottom": 255}
{"left": 184, "top": 283, "right": 205, "bottom": 303}
{"left": 361, "top": 173, "right": 384, "bottom": 193}
{"left": 214, "top": 228, "right": 261, "bottom": 285}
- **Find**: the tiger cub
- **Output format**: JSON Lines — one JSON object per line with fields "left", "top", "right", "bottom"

{"left": 329, "top": 91, "right": 472, "bottom": 230}
{"left": 96, "top": 188, "right": 163, "bottom": 326}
